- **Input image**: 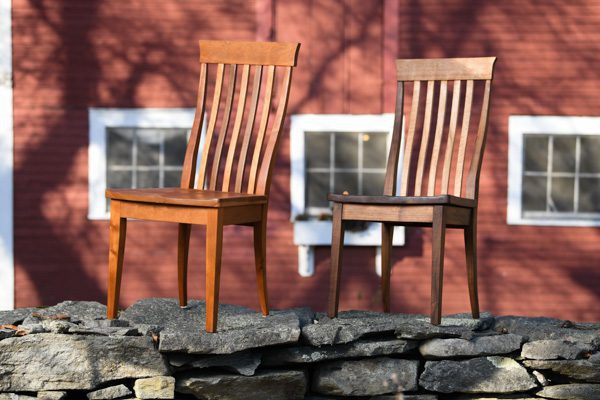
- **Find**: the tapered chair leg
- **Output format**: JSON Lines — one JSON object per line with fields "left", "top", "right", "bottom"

{"left": 328, "top": 203, "right": 345, "bottom": 318}
{"left": 381, "top": 223, "right": 394, "bottom": 313}
{"left": 431, "top": 206, "right": 447, "bottom": 325}
{"left": 107, "top": 201, "right": 127, "bottom": 319}
{"left": 253, "top": 206, "right": 269, "bottom": 316}
{"left": 178, "top": 223, "right": 192, "bottom": 307}
{"left": 464, "top": 212, "right": 480, "bottom": 319}
{"left": 205, "top": 210, "right": 224, "bottom": 333}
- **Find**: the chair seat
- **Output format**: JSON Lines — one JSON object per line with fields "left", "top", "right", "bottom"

{"left": 106, "top": 188, "right": 267, "bottom": 208}
{"left": 327, "top": 193, "right": 476, "bottom": 208}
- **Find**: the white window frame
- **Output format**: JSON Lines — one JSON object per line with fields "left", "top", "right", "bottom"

{"left": 290, "top": 114, "right": 405, "bottom": 276}
{"left": 508, "top": 115, "right": 600, "bottom": 227}
{"left": 88, "top": 108, "right": 196, "bottom": 220}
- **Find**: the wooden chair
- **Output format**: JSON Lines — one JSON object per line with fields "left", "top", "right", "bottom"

{"left": 328, "top": 57, "right": 496, "bottom": 325}
{"left": 105, "top": 40, "right": 300, "bottom": 332}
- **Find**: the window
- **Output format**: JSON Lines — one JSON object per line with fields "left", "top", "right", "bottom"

{"left": 508, "top": 116, "right": 600, "bottom": 226}
{"left": 88, "top": 108, "right": 196, "bottom": 220}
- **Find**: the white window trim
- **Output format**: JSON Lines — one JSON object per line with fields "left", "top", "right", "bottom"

{"left": 290, "top": 114, "right": 405, "bottom": 276}
{"left": 88, "top": 108, "right": 196, "bottom": 220}
{"left": 508, "top": 115, "right": 600, "bottom": 227}
{"left": 0, "top": 0, "right": 13, "bottom": 310}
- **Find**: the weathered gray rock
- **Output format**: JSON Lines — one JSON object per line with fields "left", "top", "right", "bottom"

{"left": 533, "top": 370, "right": 551, "bottom": 386}
{"left": 0, "top": 394, "right": 37, "bottom": 400}
{"left": 370, "top": 396, "right": 438, "bottom": 400}
{"left": 0, "top": 334, "right": 170, "bottom": 391}
{"left": 176, "top": 369, "right": 307, "bottom": 400}
{"left": 168, "top": 351, "right": 261, "bottom": 376}
{"left": 521, "top": 340, "right": 592, "bottom": 360}
{"left": 445, "top": 397, "right": 538, "bottom": 400}
{"left": 31, "top": 301, "right": 107, "bottom": 323}
{"left": 0, "top": 308, "right": 35, "bottom": 325}
{"left": 590, "top": 352, "right": 600, "bottom": 363}
{"left": 523, "top": 360, "right": 600, "bottom": 382}
{"left": 420, "top": 357, "right": 537, "bottom": 393}
{"left": 263, "top": 338, "right": 418, "bottom": 365}
{"left": 419, "top": 334, "right": 523, "bottom": 358}
{"left": 312, "top": 357, "right": 419, "bottom": 396}
{"left": 134, "top": 376, "right": 175, "bottom": 399}
{"left": 494, "top": 316, "right": 600, "bottom": 346}
{"left": 302, "top": 311, "right": 493, "bottom": 346}
{"left": 87, "top": 384, "right": 132, "bottom": 399}
{"left": 0, "top": 328, "right": 16, "bottom": 340}
{"left": 121, "top": 298, "right": 301, "bottom": 354}
{"left": 537, "top": 383, "right": 600, "bottom": 399}
{"left": 36, "top": 392, "right": 67, "bottom": 400}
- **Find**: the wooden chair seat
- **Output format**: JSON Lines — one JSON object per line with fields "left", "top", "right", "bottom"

{"left": 106, "top": 188, "right": 267, "bottom": 208}
{"left": 327, "top": 193, "right": 476, "bottom": 208}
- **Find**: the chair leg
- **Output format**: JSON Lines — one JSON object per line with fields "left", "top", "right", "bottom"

{"left": 464, "top": 212, "right": 480, "bottom": 319}
{"left": 431, "top": 206, "right": 447, "bottom": 325}
{"left": 107, "top": 201, "right": 127, "bottom": 319}
{"left": 328, "top": 203, "right": 345, "bottom": 318}
{"left": 205, "top": 210, "right": 224, "bottom": 333}
{"left": 178, "top": 223, "right": 192, "bottom": 307}
{"left": 381, "top": 223, "right": 394, "bottom": 313}
{"left": 253, "top": 206, "right": 269, "bottom": 316}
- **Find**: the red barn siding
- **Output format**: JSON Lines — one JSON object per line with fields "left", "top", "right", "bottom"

{"left": 11, "top": 0, "right": 600, "bottom": 321}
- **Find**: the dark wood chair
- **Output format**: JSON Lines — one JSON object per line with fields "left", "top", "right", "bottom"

{"left": 328, "top": 57, "right": 497, "bottom": 325}
{"left": 105, "top": 40, "right": 300, "bottom": 332}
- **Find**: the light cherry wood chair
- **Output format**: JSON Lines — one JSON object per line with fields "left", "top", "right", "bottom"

{"left": 328, "top": 57, "right": 497, "bottom": 325}
{"left": 106, "top": 40, "right": 300, "bottom": 332}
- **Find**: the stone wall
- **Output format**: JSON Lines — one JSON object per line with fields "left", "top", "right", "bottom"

{"left": 0, "top": 299, "right": 599, "bottom": 399}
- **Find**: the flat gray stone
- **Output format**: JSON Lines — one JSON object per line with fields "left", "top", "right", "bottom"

{"left": 0, "top": 394, "right": 37, "bottom": 399}
{"left": 446, "top": 397, "right": 538, "bottom": 400}
{"left": 133, "top": 376, "right": 175, "bottom": 399}
{"left": 494, "top": 316, "right": 600, "bottom": 346}
{"left": 0, "top": 334, "right": 170, "bottom": 391}
{"left": 176, "top": 369, "right": 307, "bottom": 400}
{"left": 30, "top": 301, "right": 107, "bottom": 323}
{"left": 420, "top": 357, "right": 537, "bottom": 393}
{"left": 419, "top": 334, "right": 523, "bottom": 358}
{"left": 370, "top": 396, "right": 438, "bottom": 400}
{"left": 37, "top": 392, "right": 68, "bottom": 400}
{"left": 120, "top": 298, "right": 301, "bottom": 354}
{"left": 312, "top": 357, "right": 419, "bottom": 396}
{"left": 87, "top": 384, "right": 133, "bottom": 399}
{"left": 0, "top": 308, "right": 35, "bottom": 326}
{"left": 302, "top": 311, "right": 493, "bottom": 346}
{"left": 590, "top": 352, "right": 600, "bottom": 363}
{"left": 168, "top": 351, "right": 261, "bottom": 376}
{"left": 521, "top": 340, "right": 592, "bottom": 360}
{"left": 0, "top": 328, "right": 16, "bottom": 340}
{"left": 523, "top": 360, "right": 600, "bottom": 382}
{"left": 262, "top": 338, "right": 418, "bottom": 365}
{"left": 537, "top": 383, "right": 600, "bottom": 399}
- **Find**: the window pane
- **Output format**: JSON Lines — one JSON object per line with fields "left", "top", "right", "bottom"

{"left": 580, "top": 136, "right": 600, "bottom": 173}
{"left": 334, "top": 133, "right": 358, "bottom": 169}
{"left": 137, "top": 129, "right": 160, "bottom": 166}
{"left": 362, "top": 172, "right": 385, "bottom": 196}
{"left": 550, "top": 177, "right": 574, "bottom": 212}
{"left": 306, "top": 172, "right": 329, "bottom": 208}
{"left": 522, "top": 176, "right": 547, "bottom": 212}
{"left": 524, "top": 135, "right": 548, "bottom": 172}
{"left": 107, "top": 170, "right": 132, "bottom": 188}
{"left": 578, "top": 177, "right": 600, "bottom": 213}
{"left": 306, "top": 132, "right": 330, "bottom": 169}
{"left": 552, "top": 136, "right": 576, "bottom": 173}
{"left": 136, "top": 170, "right": 159, "bottom": 188}
{"left": 164, "top": 129, "right": 187, "bottom": 166}
{"left": 164, "top": 170, "right": 181, "bottom": 187}
{"left": 363, "top": 132, "right": 387, "bottom": 169}
{"left": 333, "top": 172, "right": 358, "bottom": 195}
{"left": 107, "top": 128, "right": 133, "bottom": 167}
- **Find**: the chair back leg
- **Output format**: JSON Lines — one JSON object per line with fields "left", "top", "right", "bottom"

{"left": 107, "top": 201, "right": 127, "bottom": 319}
{"left": 431, "top": 206, "right": 447, "bottom": 325}
{"left": 464, "top": 212, "right": 479, "bottom": 318}
{"left": 327, "top": 203, "right": 345, "bottom": 318}
{"left": 253, "top": 205, "right": 269, "bottom": 316}
{"left": 205, "top": 210, "right": 224, "bottom": 333}
{"left": 177, "top": 223, "right": 192, "bottom": 307}
{"left": 381, "top": 223, "right": 394, "bottom": 313}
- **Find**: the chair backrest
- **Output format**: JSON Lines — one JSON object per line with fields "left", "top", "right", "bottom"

{"left": 384, "top": 57, "right": 496, "bottom": 200}
{"left": 181, "top": 40, "right": 300, "bottom": 195}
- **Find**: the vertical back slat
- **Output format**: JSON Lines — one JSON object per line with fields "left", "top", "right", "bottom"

{"left": 181, "top": 63, "right": 208, "bottom": 189}
{"left": 454, "top": 79, "right": 474, "bottom": 196}
{"left": 235, "top": 65, "right": 263, "bottom": 193}
{"left": 441, "top": 80, "right": 461, "bottom": 193}
{"left": 197, "top": 63, "right": 225, "bottom": 189}
{"left": 414, "top": 80, "right": 435, "bottom": 196}
{"left": 222, "top": 64, "right": 250, "bottom": 192}
{"left": 209, "top": 64, "right": 237, "bottom": 190}
{"left": 466, "top": 79, "right": 492, "bottom": 199}
{"left": 247, "top": 65, "right": 275, "bottom": 193}
{"left": 400, "top": 81, "right": 421, "bottom": 196}
{"left": 427, "top": 80, "right": 448, "bottom": 196}
{"left": 383, "top": 81, "right": 404, "bottom": 196}
{"left": 256, "top": 67, "right": 293, "bottom": 195}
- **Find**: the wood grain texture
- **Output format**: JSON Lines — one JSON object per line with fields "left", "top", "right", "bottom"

{"left": 381, "top": 223, "right": 394, "bottom": 313}
{"left": 177, "top": 223, "right": 191, "bottom": 307}
{"left": 431, "top": 206, "right": 447, "bottom": 325}
{"left": 400, "top": 81, "right": 421, "bottom": 196}
{"left": 328, "top": 203, "right": 345, "bottom": 318}
{"left": 414, "top": 80, "right": 435, "bottom": 196}
{"left": 205, "top": 209, "right": 223, "bottom": 333}
{"left": 396, "top": 57, "right": 496, "bottom": 81}
{"left": 199, "top": 40, "right": 300, "bottom": 66}
{"left": 106, "top": 200, "right": 127, "bottom": 319}
{"left": 428, "top": 80, "right": 448, "bottom": 196}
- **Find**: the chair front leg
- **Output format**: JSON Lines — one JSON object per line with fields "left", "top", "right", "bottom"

{"left": 381, "top": 223, "right": 394, "bottom": 313}
{"left": 328, "top": 202, "right": 345, "bottom": 318}
{"left": 107, "top": 200, "right": 127, "bottom": 319}
{"left": 178, "top": 223, "right": 192, "bottom": 307}
{"left": 431, "top": 206, "right": 447, "bottom": 325}
{"left": 253, "top": 205, "right": 269, "bottom": 316}
{"left": 205, "top": 209, "right": 224, "bottom": 333}
{"left": 464, "top": 210, "right": 479, "bottom": 319}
